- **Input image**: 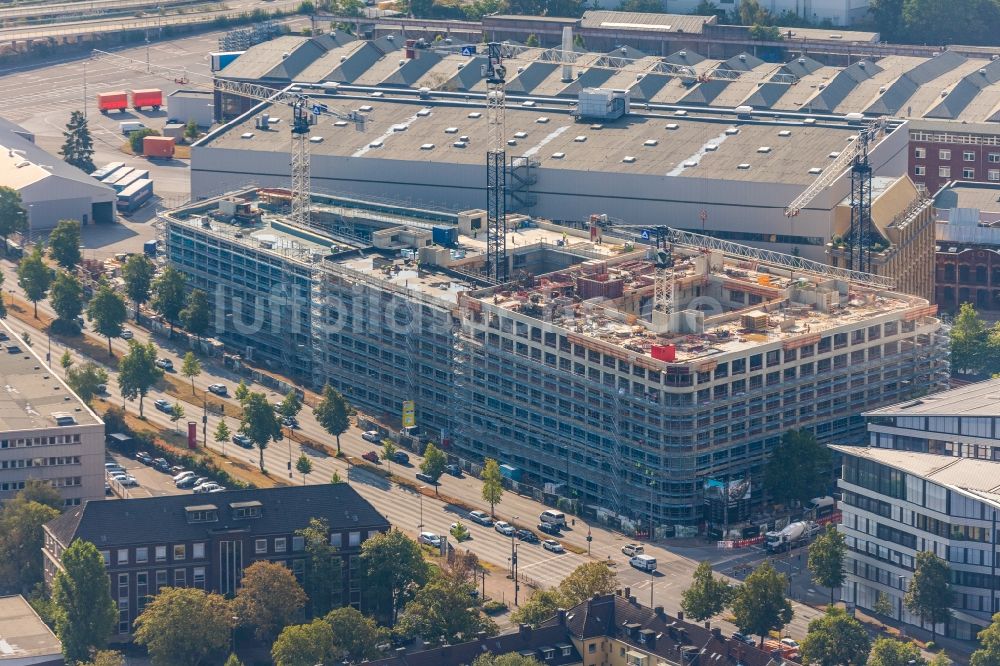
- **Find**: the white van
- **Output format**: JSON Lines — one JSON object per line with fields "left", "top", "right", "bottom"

{"left": 539, "top": 510, "right": 566, "bottom": 527}
{"left": 630, "top": 554, "right": 657, "bottom": 572}
{"left": 120, "top": 121, "right": 146, "bottom": 135}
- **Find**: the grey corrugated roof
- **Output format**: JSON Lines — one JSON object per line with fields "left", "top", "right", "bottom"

{"left": 664, "top": 49, "right": 705, "bottom": 67}
{"left": 382, "top": 50, "right": 443, "bottom": 87}
{"left": 804, "top": 60, "right": 881, "bottom": 112}
{"left": 628, "top": 72, "right": 671, "bottom": 101}
{"left": 581, "top": 11, "right": 712, "bottom": 34}
{"left": 781, "top": 54, "right": 824, "bottom": 78}
{"left": 717, "top": 52, "right": 764, "bottom": 72}
{"left": 679, "top": 79, "right": 728, "bottom": 105}
{"left": 219, "top": 35, "right": 330, "bottom": 81}
{"left": 866, "top": 50, "right": 967, "bottom": 115}
{"left": 925, "top": 58, "right": 1000, "bottom": 119}
{"left": 506, "top": 62, "right": 559, "bottom": 94}
{"left": 558, "top": 66, "right": 615, "bottom": 96}
{"left": 744, "top": 81, "right": 790, "bottom": 108}
{"left": 440, "top": 55, "right": 487, "bottom": 92}
{"left": 604, "top": 45, "right": 647, "bottom": 60}
{"left": 46, "top": 484, "right": 390, "bottom": 548}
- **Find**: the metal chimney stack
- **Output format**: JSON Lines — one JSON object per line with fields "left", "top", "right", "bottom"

{"left": 561, "top": 27, "right": 573, "bottom": 82}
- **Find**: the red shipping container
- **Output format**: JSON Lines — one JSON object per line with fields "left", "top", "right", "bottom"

{"left": 187, "top": 422, "right": 198, "bottom": 449}
{"left": 97, "top": 91, "right": 128, "bottom": 113}
{"left": 651, "top": 344, "right": 676, "bottom": 362}
{"left": 143, "top": 136, "right": 175, "bottom": 158}
{"left": 131, "top": 88, "right": 163, "bottom": 110}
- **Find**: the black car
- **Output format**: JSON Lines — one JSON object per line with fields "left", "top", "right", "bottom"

{"left": 516, "top": 529, "right": 539, "bottom": 544}
{"left": 537, "top": 522, "right": 562, "bottom": 536}
{"left": 153, "top": 458, "right": 171, "bottom": 472}
{"left": 415, "top": 472, "right": 438, "bottom": 485}
{"left": 445, "top": 464, "right": 462, "bottom": 477}
{"left": 731, "top": 633, "right": 755, "bottom": 646}
{"left": 136, "top": 451, "right": 153, "bottom": 465}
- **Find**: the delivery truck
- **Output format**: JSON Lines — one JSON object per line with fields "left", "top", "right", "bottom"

{"left": 131, "top": 89, "right": 163, "bottom": 111}
{"left": 142, "top": 136, "right": 175, "bottom": 159}
{"left": 97, "top": 91, "right": 128, "bottom": 114}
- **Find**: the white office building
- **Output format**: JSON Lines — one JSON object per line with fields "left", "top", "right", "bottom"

{"left": 0, "top": 320, "right": 105, "bottom": 507}
{"left": 835, "top": 445, "right": 1000, "bottom": 640}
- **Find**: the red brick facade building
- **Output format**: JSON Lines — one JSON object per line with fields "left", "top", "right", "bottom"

{"left": 909, "top": 120, "right": 1000, "bottom": 195}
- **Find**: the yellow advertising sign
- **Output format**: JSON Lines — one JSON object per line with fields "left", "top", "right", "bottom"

{"left": 402, "top": 400, "right": 415, "bottom": 428}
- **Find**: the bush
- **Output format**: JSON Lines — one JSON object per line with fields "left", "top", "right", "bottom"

{"left": 926, "top": 642, "right": 937, "bottom": 651}
{"left": 482, "top": 600, "right": 508, "bottom": 615}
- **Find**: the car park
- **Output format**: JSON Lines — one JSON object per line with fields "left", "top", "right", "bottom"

{"left": 362, "top": 430, "right": 381, "bottom": 443}
{"left": 469, "top": 510, "right": 493, "bottom": 526}
{"left": 207, "top": 384, "right": 228, "bottom": 396}
{"left": 494, "top": 521, "right": 515, "bottom": 536}
{"left": 537, "top": 522, "right": 562, "bottom": 536}
{"left": 621, "top": 544, "right": 644, "bottom": 557}
{"left": 155, "top": 358, "right": 173, "bottom": 371}
{"left": 136, "top": 451, "right": 152, "bottom": 464}
{"left": 393, "top": 451, "right": 409, "bottom": 464}
{"left": 153, "top": 399, "right": 173, "bottom": 414}
{"left": 445, "top": 464, "right": 462, "bottom": 477}
{"left": 418, "top": 532, "right": 441, "bottom": 547}
{"left": 542, "top": 539, "right": 564, "bottom": 553}
{"left": 232, "top": 434, "right": 253, "bottom": 449}
{"left": 516, "top": 529, "right": 539, "bottom": 543}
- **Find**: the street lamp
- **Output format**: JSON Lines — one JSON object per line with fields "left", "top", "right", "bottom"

{"left": 586, "top": 527, "right": 593, "bottom": 556}
{"left": 230, "top": 615, "right": 239, "bottom": 655}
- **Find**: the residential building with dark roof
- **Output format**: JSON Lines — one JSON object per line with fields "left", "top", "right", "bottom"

{"left": 41, "top": 484, "right": 390, "bottom": 637}
{"left": 371, "top": 593, "right": 776, "bottom": 666}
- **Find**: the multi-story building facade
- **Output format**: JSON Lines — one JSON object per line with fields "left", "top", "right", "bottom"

{"left": 864, "top": 377, "right": 1000, "bottom": 460}
{"left": 41, "top": 485, "right": 390, "bottom": 636}
{"left": 835, "top": 445, "right": 1000, "bottom": 640}
{"left": 0, "top": 320, "right": 104, "bottom": 507}
{"left": 162, "top": 190, "right": 950, "bottom": 532}
{"left": 932, "top": 180, "right": 1000, "bottom": 315}
{"left": 908, "top": 120, "right": 1000, "bottom": 195}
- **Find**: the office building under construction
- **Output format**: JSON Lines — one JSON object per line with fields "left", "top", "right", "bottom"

{"left": 161, "top": 189, "right": 949, "bottom": 529}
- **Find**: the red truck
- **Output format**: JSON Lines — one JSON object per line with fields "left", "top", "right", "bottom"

{"left": 97, "top": 91, "right": 128, "bottom": 114}
{"left": 130, "top": 89, "right": 163, "bottom": 111}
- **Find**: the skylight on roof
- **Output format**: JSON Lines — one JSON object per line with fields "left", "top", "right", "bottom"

{"left": 574, "top": 136, "right": 587, "bottom": 142}
{"left": 468, "top": 112, "right": 482, "bottom": 118}
{"left": 778, "top": 130, "right": 792, "bottom": 137}
{"left": 737, "top": 163, "right": 750, "bottom": 169}
{"left": 666, "top": 123, "right": 679, "bottom": 130}
{"left": 552, "top": 152, "right": 565, "bottom": 159}
{"left": 644, "top": 139, "right": 658, "bottom": 147}
{"left": 514, "top": 131, "right": 528, "bottom": 139}
{"left": 536, "top": 117, "right": 550, "bottom": 124}
{"left": 445, "top": 127, "right": 458, "bottom": 134}
{"left": 622, "top": 156, "right": 636, "bottom": 163}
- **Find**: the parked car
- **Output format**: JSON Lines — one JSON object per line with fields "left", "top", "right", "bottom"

{"left": 173, "top": 471, "right": 195, "bottom": 483}
{"left": 418, "top": 532, "right": 441, "bottom": 547}
{"left": 110, "top": 472, "right": 128, "bottom": 483}
{"left": 415, "top": 472, "right": 437, "bottom": 485}
{"left": 153, "top": 398, "right": 173, "bottom": 414}
{"left": 155, "top": 358, "right": 173, "bottom": 371}
{"left": 362, "top": 430, "right": 381, "bottom": 443}
{"left": 152, "top": 458, "right": 170, "bottom": 472}
{"left": 119, "top": 328, "right": 133, "bottom": 340}
{"left": 516, "top": 529, "right": 539, "bottom": 543}
{"left": 207, "top": 384, "right": 227, "bottom": 396}
{"left": 136, "top": 451, "right": 152, "bottom": 465}
{"left": 494, "top": 521, "right": 515, "bottom": 536}
{"left": 232, "top": 434, "right": 253, "bottom": 449}
{"left": 177, "top": 476, "right": 206, "bottom": 489}
{"left": 731, "top": 633, "right": 755, "bottom": 646}
{"left": 445, "top": 464, "right": 462, "bottom": 477}
{"left": 105, "top": 483, "right": 113, "bottom": 496}
{"left": 537, "top": 522, "right": 562, "bottom": 536}
{"left": 169, "top": 465, "right": 185, "bottom": 476}
{"left": 194, "top": 483, "right": 221, "bottom": 494}
{"left": 621, "top": 544, "right": 644, "bottom": 557}
{"left": 780, "top": 638, "right": 800, "bottom": 653}
{"left": 120, "top": 475, "right": 138, "bottom": 487}
{"left": 207, "top": 486, "right": 227, "bottom": 493}
{"left": 362, "top": 451, "right": 380, "bottom": 464}
{"left": 104, "top": 462, "right": 124, "bottom": 473}
{"left": 192, "top": 479, "right": 216, "bottom": 492}
{"left": 469, "top": 510, "right": 493, "bottom": 526}
{"left": 393, "top": 451, "right": 409, "bottom": 464}
{"left": 542, "top": 539, "right": 565, "bottom": 553}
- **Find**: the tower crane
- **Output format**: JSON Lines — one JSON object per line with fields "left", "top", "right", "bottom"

{"left": 90, "top": 49, "right": 368, "bottom": 227}
{"left": 483, "top": 42, "right": 508, "bottom": 283}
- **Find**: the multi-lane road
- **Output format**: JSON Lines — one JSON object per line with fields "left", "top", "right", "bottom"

{"left": 0, "top": 256, "right": 828, "bottom": 641}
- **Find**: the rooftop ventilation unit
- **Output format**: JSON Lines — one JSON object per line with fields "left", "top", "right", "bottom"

{"left": 369, "top": 139, "right": 384, "bottom": 148}
{"left": 644, "top": 139, "right": 658, "bottom": 146}
{"left": 453, "top": 141, "right": 467, "bottom": 148}
{"left": 705, "top": 144, "right": 718, "bottom": 151}
{"left": 514, "top": 131, "right": 528, "bottom": 138}
{"left": 309, "top": 136, "right": 324, "bottom": 143}
{"left": 778, "top": 130, "right": 792, "bottom": 137}
{"left": 798, "top": 57, "right": 806, "bottom": 64}
{"left": 359, "top": 105, "right": 373, "bottom": 112}
{"left": 392, "top": 124, "right": 408, "bottom": 132}
{"left": 445, "top": 127, "right": 458, "bottom": 134}
{"left": 552, "top": 152, "right": 565, "bottom": 159}
{"left": 371, "top": 91, "right": 384, "bottom": 97}
{"left": 683, "top": 160, "right": 697, "bottom": 167}
{"left": 666, "top": 123, "right": 679, "bottom": 130}
{"left": 679, "top": 50, "right": 687, "bottom": 57}
{"left": 536, "top": 117, "right": 550, "bottom": 123}
{"left": 674, "top": 110, "right": 687, "bottom": 116}
{"left": 522, "top": 100, "right": 537, "bottom": 107}
{"left": 590, "top": 124, "right": 603, "bottom": 130}
{"left": 468, "top": 112, "right": 482, "bottom": 118}
{"left": 737, "top": 163, "right": 750, "bottom": 169}
{"left": 241, "top": 132, "right": 254, "bottom": 139}
{"left": 460, "top": 135, "right": 470, "bottom": 142}
{"left": 725, "top": 127, "right": 740, "bottom": 135}
{"left": 334, "top": 120, "right": 348, "bottom": 127}
{"left": 828, "top": 151, "right": 840, "bottom": 158}
{"left": 622, "top": 156, "right": 636, "bottom": 163}
{"left": 804, "top": 117, "right": 817, "bottom": 124}
{"left": 574, "top": 135, "right": 587, "bottom": 142}
{"left": 420, "top": 143, "right": 434, "bottom": 150}
{"left": 757, "top": 146, "right": 771, "bottom": 153}
{"left": 417, "top": 109, "right": 432, "bottom": 117}
{"left": 809, "top": 167, "right": 823, "bottom": 174}
{"left": 507, "top": 139, "right": 517, "bottom": 146}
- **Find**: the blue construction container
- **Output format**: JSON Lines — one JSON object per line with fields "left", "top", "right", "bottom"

{"left": 499, "top": 464, "right": 522, "bottom": 481}
{"left": 143, "top": 240, "right": 158, "bottom": 258}
{"left": 432, "top": 226, "right": 457, "bottom": 247}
